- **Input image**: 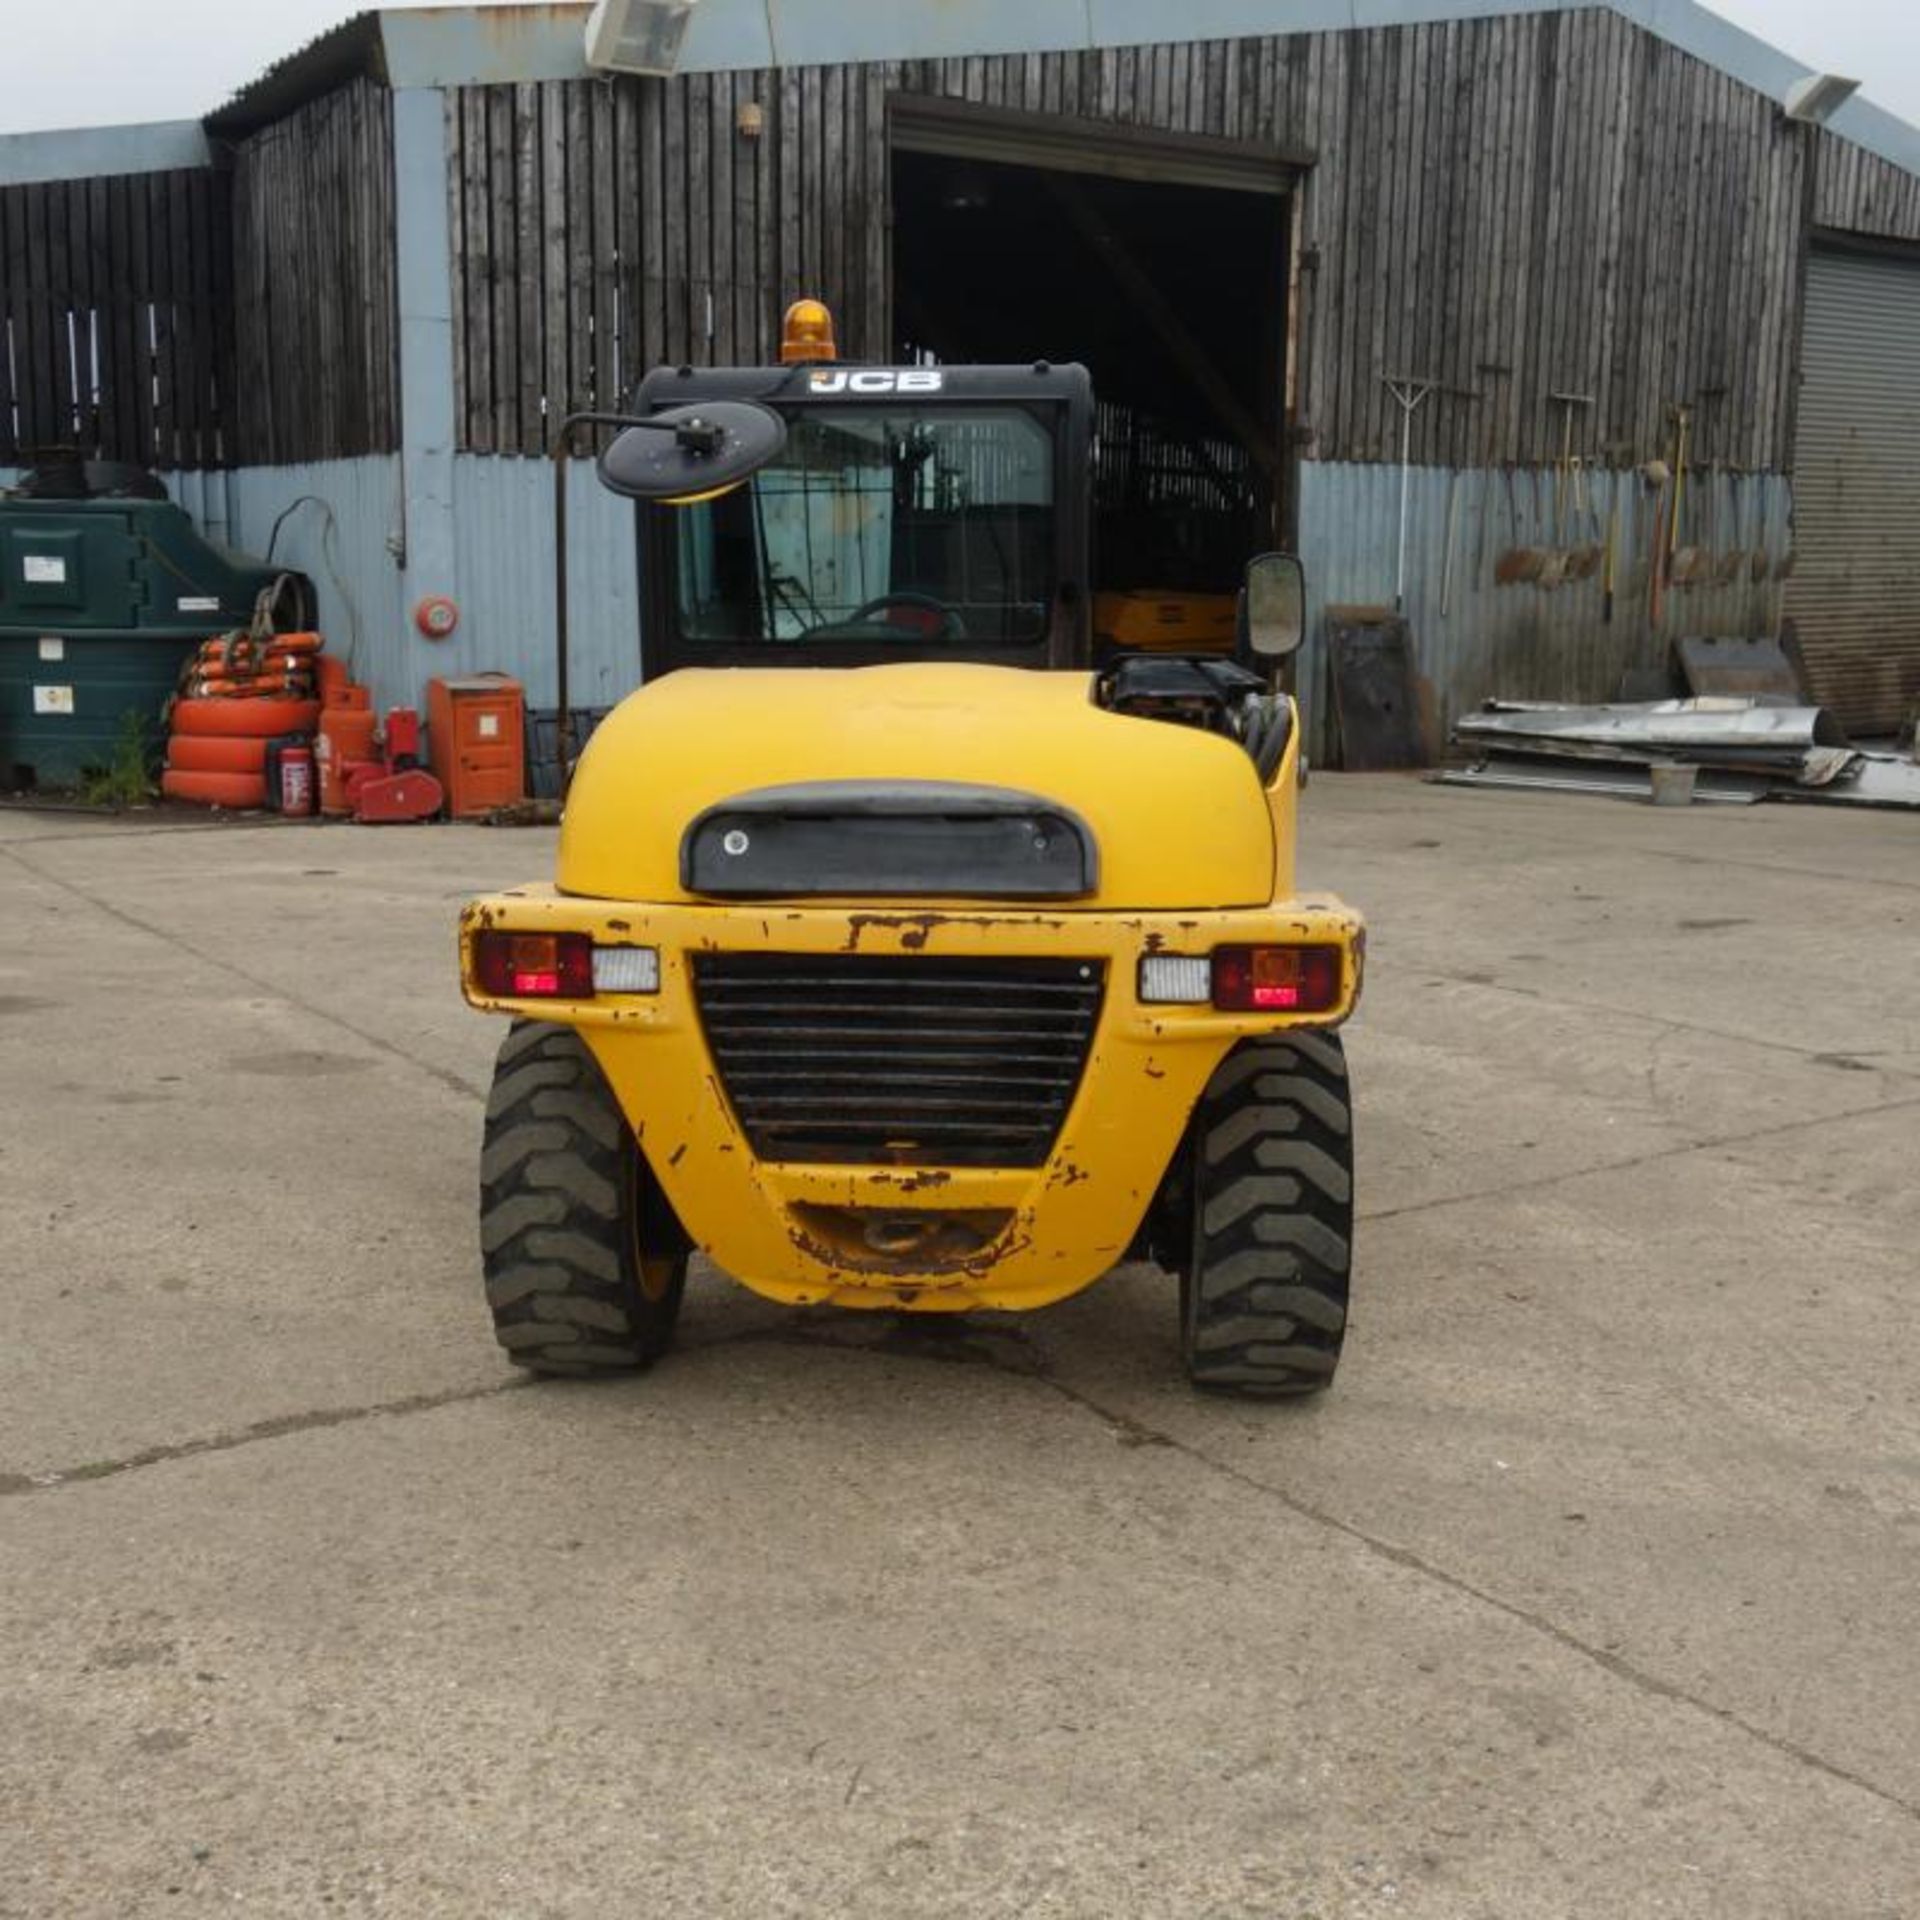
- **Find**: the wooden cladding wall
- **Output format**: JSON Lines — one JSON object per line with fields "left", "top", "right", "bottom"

{"left": 1814, "top": 132, "right": 1920, "bottom": 244}
{"left": 0, "top": 168, "right": 232, "bottom": 469}
{"left": 230, "top": 78, "right": 399, "bottom": 464}
{"left": 442, "top": 10, "right": 1920, "bottom": 472}
{"left": 446, "top": 69, "right": 889, "bottom": 454}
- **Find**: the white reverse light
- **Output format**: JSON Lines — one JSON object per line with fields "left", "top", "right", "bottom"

{"left": 1138, "top": 955, "right": 1212, "bottom": 1004}
{"left": 592, "top": 945, "right": 661, "bottom": 994}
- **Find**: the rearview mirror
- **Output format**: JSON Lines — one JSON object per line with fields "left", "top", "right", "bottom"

{"left": 1244, "top": 552, "right": 1306, "bottom": 660}
{"left": 598, "top": 400, "right": 788, "bottom": 504}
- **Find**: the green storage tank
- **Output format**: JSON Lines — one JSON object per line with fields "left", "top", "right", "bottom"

{"left": 0, "top": 465, "right": 313, "bottom": 790}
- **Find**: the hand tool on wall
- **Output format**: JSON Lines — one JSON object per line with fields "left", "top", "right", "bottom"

{"left": 1440, "top": 471, "right": 1462, "bottom": 617}
{"left": 1668, "top": 405, "right": 1705, "bottom": 587}
{"left": 1382, "top": 376, "right": 1435, "bottom": 612}
{"left": 1713, "top": 464, "right": 1744, "bottom": 586}
{"left": 1603, "top": 491, "right": 1620, "bottom": 622}
{"left": 1546, "top": 393, "right": 1595, "bottom": 588}
{"left": 1496, "top": 468, "right": 1536, "bottom": 583}
{"left": 1648, "top": 456, "right": 1672, "bottom": 628}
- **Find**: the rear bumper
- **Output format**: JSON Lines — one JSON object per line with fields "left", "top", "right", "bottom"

{"left": 460, "top": 892, "right": 1363, "bottom": 1310}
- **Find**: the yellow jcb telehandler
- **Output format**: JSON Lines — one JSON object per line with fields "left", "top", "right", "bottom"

{"left": 460, "top": 301, "right": 1364, "bottom": 1395}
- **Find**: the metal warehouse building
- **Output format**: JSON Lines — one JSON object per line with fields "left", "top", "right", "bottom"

{"left": 5, "top": 0, "right": 1920, "bottom": 755}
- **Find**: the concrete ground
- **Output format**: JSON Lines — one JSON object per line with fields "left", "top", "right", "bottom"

{"left": 1, "top": 778, "right": 1916, "bottom": 1919}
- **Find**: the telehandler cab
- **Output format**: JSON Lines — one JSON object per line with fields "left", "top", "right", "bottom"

{"left": 460, "top": 301, "right": 1364, "bottom": 1395}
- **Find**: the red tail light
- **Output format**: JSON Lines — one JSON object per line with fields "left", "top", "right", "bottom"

{"left": 1212, "top": 945, "right": 1343, "bottom": 1013}
{"left": 473, "top": 930, "right": 594, "bottom": 999}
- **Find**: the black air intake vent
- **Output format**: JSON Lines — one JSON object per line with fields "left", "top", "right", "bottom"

{"left": 692, "top": 952, "right": 1104, "bottom": 1167}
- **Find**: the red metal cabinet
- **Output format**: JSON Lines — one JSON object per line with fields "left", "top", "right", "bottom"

{"left": 427, "top": 673, "right": 526, "bottom": 818}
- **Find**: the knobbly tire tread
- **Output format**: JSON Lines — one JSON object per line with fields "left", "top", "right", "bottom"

{"left": 1181, "top": 1031, "right": 1354, "bottom": 1396}
{"left": 479, "top": 1019, "right": 686, "bottom": 1375}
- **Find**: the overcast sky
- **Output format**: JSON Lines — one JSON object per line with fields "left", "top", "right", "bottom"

{"left": 1, "top": 0, "right": 1918, "bottom": 135}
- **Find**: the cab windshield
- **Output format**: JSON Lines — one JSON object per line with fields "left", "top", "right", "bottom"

{"left": 673, "top": 405, "right": 1055, "bottom": 647}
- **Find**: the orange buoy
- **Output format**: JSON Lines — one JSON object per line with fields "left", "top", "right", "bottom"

{"left": 185, "top": 675, "right": 313, "bottom": 701}
{"left": 167, "top": 733, "right": 273, "bottom": 774}
{"left": 172, "top": 696, "right": 321, "bottom": 738}
{"left": 161, "top": 767, "right": 270, "bottom": 809}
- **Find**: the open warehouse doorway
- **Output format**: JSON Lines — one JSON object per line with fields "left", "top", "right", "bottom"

{"left": 889, "top": 104, "right": 1296, "bottom": 658}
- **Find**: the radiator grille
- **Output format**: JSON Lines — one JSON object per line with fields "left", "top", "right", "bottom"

{"left": 691, "top": 953, "right": 1105, "bottom": 1166}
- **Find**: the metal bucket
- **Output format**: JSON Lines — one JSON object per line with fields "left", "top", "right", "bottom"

{"left": 1648, "top": 763, "right": 1699, "bottom": 807}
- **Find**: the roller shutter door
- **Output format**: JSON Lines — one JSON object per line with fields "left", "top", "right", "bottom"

{"left": 1788, "top": 247, "right": 1920, "bottom": 734}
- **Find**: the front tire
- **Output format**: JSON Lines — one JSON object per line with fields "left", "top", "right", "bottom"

{"left": 1180, "top": 1031, "right": 1354, "bottom": 1396}
{"left": 479, "top": 1020, "right": 689, "bottom": 1375}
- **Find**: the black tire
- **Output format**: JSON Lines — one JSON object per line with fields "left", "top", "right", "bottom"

{"left": 479, "top": 1019, "right": 690, "bottom": 1376}
{"left": 1180, "top": 1030, "right": 1354, "bottom": 1396}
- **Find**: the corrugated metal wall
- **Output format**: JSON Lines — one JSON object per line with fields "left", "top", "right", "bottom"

{"left": 0, "top": 456, "right": 409, "bottom": 704}
{"left": 0, "top": 454, "right": 634, "bottom": 719}
{"left": 5, "top": 448, "right": 1791, "bottom": 753}
{"left": 448, "top": 455, "right": 640, "bottom": 708}
{"left": 1785, "top": 249, "right": 1920, "bottom": 734}
{"left": 0, "top": 460, "right": 401, "bottom": 665}
{"left": 217, "top": 458, "right": 406, "bottom": 685}
{"left": 1296, "top": 462, "right": 1793, "bottom": 758}
{"left": 212, "top": 457, "right": 641, "bottom": 714}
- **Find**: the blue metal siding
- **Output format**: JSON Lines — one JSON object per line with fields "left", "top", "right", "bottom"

{"left": 219, "top": 458, "right": 408, "bottom": 692}
{"left": 446, "top": 454, "right": 642, "bottom": 710}
{"left": 0, "top": 121, "right": 210, "bottom": 187}
{"left": 6, "top": 454, "right": 637, "bottom": 717}
{"left": 1295, "top": 461, "right": 1794, "bottom": 760}
{"left": 10, "top": 451, "right": 1797, "bottom": 770}
{"left": 211, "top": 455, "right": 640, "bottom": 715}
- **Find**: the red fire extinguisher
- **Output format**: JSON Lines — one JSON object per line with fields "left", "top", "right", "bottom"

{"left": 278, "top": 743, "right": 316, "bottom": 817}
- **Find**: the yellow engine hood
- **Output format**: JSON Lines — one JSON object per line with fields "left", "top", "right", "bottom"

{"left": 556, "top": 664, "right": 1278, "bottom": 909}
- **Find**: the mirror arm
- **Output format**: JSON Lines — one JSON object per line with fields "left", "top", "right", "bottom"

{"left": 550, "top": 404, "right": 781, "bottom": 790}
{"left": 550, "top": 411, "right": 662, "bottom": 792}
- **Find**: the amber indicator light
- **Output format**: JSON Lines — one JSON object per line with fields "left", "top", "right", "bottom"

{"left": 780, "top": 297, "right": 838, "bottom": 364}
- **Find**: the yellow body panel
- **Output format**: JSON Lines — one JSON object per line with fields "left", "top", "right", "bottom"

{"left": 557, "top": 663, "right": 1290, "bottom": 906}
{"left": 460, "top": 892, "right": 1363, "bottom": 1312}
{"left": 462, "top": 663, "right": 1361, "bottom": 1313}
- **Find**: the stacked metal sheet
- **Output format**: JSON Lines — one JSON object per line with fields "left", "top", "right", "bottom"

{"left": 1438, "top": 699, "right": 1920, "bottom": 809}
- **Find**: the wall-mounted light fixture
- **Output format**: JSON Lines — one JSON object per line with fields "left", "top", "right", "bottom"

{"left": 1783, "top": 73, "right": 1860, "bottom": 126}
{"left": 584, "top": 0, "right": 702, "bottom": 78}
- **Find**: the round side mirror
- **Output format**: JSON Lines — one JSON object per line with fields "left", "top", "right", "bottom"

{"left": 598, "top": 401, "right": 788, "bottom": 505}
{"left": 1245, "top": 552, "right": 1306, "bottom": 659}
